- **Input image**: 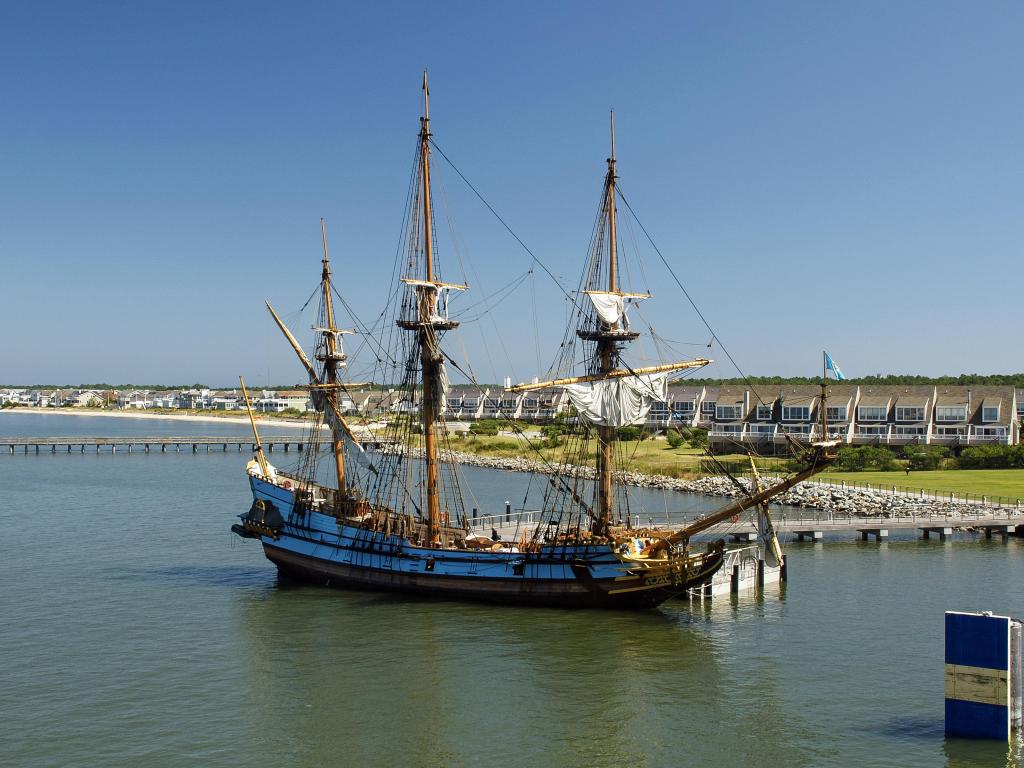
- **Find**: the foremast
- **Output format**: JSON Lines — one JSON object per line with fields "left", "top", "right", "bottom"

{"left": 317, "top": 218, "right": 348, "bottom": 491}
{"left": 264, "top": 221, "right": 368, "bottom": 506}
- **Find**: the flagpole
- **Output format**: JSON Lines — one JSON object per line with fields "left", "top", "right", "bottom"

{"left": 821, "top": 351, "right": 828, "bottom": 440}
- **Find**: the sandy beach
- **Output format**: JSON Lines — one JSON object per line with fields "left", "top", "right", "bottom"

{"left": 0, "top": 407, "right": 321, "bottom": 430}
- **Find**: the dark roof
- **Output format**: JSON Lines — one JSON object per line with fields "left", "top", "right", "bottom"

{"left": 966, "top": 386, "right": 1015, "bottom": 426}
{"left": 715, "top": 386, "right": 745, "bottom": 407}
{"left": 934, "top": 388, "right": 970, "bottom": 407}
{"left": 665, "top": 385, "right": 701, "bottom": 402}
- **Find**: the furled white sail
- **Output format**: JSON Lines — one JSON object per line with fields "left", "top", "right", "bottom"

{"left": 310, "top": 389, "right": 350, "bottom": 437}
{"left": 586, "top": 291, "right": 625, "bottom": 326}
{"left": 562, "top": 373, "right": 668, "bottom": 427}
{"left": 437, "top": 360, "right": 450, "bottom": 414}
{"left": 585, "top": 291, "right": 649, "bottom": 328}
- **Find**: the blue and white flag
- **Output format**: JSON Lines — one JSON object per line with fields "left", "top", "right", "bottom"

{"left": 824, "top": 352, "right": 845, "bottom": 381}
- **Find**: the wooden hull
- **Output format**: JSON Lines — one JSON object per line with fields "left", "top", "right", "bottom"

{"left": 242, "top": 474, "right": 726, "bottom": 610}
{"left": 262, "top": 540, "right": 724, "bottom": 610}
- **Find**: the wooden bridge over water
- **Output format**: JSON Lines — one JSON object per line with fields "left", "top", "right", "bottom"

{"left": 0, "top": 435, "right": 395, "bottom": 454}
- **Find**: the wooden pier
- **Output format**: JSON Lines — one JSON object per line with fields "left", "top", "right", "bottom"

{"left": 723, "top": 509, "right": 1024, "bottom": 543}
{"left": 0, "top": 435, "right": 394, "bottom": 454}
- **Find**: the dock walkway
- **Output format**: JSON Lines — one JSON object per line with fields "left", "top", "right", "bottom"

{"left": 723, "top": 508, "right": 1024, "bottom": 543}
{"left": 0, "top": 435, "right": 393, "bottom": 453}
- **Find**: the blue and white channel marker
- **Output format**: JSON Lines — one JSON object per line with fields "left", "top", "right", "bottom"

{"left": 944, "top": 611, "right": 1023, "bottom": 740}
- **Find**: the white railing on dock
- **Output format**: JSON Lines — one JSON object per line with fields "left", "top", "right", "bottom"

{"left": 466, "top": 509, "right": 542, "bottom": 538}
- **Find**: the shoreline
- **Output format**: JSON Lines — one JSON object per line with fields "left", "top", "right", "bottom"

{"left": 4, "top": 408, "right": 1019, "bottom": 519}
{"left": 392, "top": 446, "right": 1023, "bottom": 519}
{"left": 0, "top": 407, "right": 319, "bottom": 430}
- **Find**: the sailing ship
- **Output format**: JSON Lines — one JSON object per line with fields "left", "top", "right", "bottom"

{"left": 231, "top": 76, "right": 838, "bottom": 609}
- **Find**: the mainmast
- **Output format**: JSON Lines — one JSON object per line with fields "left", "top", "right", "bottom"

{"left": 420, "top": 71, "right": 442, "bottom": 546}
{"left": 595, "top": 111, "right": 619, "bottom": 534}
{"left": 317, "top": 218, "right": 347, "bottom": 491}
{"left": 395, "top": 70, "right": 458, "bottom": 547}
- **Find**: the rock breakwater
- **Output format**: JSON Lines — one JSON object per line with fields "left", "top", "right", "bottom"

{"left": 380, "top": 445, "right": 1019, "bottom": 519}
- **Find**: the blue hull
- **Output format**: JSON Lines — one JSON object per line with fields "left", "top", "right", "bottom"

{"left": 241, "top": 475, "right": 725, "bottom": 609}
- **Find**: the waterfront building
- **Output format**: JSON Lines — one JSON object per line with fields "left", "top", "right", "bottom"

{"left": 703, "top": 384, "right": 1019, "bottom": 451}
{"left": 481, "top": 390, "right": 522, "bottom": 420}
{"left": 70, "top": 390, "right": 104, "bottom": 407}
{"left": 117, "top": 390, "right": 153, "bottom": 409}
{"left": 360, "top": 389, "right": 412, "bottom": 418}
{"left": 444, "top": 387, "right": 487, "bottom": 420}
{"left": 209, "top": 392, "right": 241, "bottom": 410}
{"left": 151, "top": 391, "right": 180, "bottom": 409}
{"left": 646, "top": 385, "right": 703, "bottom": 428}
{"left": 0, "top": 389, "right": 21, "bottom": 405}
{"left": 178, "top": 389, "right": 211, "bottom": 409}
{"left": 255, "top": 389, "right": 311, "bottom": 413}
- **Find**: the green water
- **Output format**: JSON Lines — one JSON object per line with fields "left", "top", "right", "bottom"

{"left": 1, "top": 414, "right": 1022, "bottom": 767}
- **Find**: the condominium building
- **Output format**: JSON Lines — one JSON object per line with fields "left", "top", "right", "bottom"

{"left": 702, "top": 384, "right": 1019, "bottom": 452}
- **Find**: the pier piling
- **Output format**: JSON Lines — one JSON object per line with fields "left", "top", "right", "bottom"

{"left": 859, "top": 529, "right": 889, "bottom": 541}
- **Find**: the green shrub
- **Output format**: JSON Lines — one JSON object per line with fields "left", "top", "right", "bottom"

{"left": 959, "top": 445, "right": 1024, "bottom": 469}
{"left": 834, "top": 446, "right": 898, "bottom": 471}
{"left": 540, "top": 434, "right": 563, "bottom": 449}
{"left": 665, "top": 429, "right": 686, "bottom": 449}
{"left": 687, "top": 428, "right": 709, "bottom": 449}
{"left": 475, "top": 439, "right": 520, "bottom": 453}
{"left": 615, "top": 426, "right": 644, "bottom": 442}
{"left": 902, "top": 445, "right": 950, "bottom": 471}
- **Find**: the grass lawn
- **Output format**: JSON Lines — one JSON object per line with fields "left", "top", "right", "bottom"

{"left": 818, "top": 469, "right": 1024, "bottom": 502}
{"left": 439, "top": 435, "right": 788, "bottom": 479}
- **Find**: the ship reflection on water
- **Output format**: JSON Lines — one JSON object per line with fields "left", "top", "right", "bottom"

{"left": 236, "top": 576, "right": 824, "bottom": 768}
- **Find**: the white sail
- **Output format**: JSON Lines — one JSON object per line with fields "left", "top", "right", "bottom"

{"left": 585, "top": 291, "right": 648, "bottom": 327}
{"left": 437, "top": 360, "right": 450, "bottom": 414}
{"left": 586, "top": 291, "right": 624, "bottom": 325}
{"left": 562, "top": 372, "right": 667, "bottom": 428}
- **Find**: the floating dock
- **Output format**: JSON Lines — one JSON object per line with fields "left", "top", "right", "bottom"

{"left": 686, "top": 544, "right": 783, "bottom": 599}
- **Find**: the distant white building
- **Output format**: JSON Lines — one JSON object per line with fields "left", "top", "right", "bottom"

{"left": 71, "top": 390, "right": 105, "bottom": 407}
{"left": 255, "top": 390, "right": 310, "bottom": 413}
{"left": 118, "top": 390, "right": 153, "bottom": 409}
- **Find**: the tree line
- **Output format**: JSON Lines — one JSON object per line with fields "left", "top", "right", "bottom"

{"left": 683, "top": 374, "right": 1024, "bottom": 387}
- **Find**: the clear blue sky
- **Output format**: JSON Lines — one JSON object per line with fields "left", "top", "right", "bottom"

{"left": 2, "top": 1, "right": 1021, "bottom": 387}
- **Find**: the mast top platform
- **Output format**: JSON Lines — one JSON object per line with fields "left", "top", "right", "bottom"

{"left": 397, "top": 318, "right": 460, "bottom": 331}
{"left": 576, "top": 328, "right": 640, "bottom": 342}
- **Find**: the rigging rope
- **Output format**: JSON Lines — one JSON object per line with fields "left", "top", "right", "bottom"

{"left": 615, "top": 185, "right": 806, "bottom": 461}
{"left": 428, "top": 138, "right": 586, "bottom": 314}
